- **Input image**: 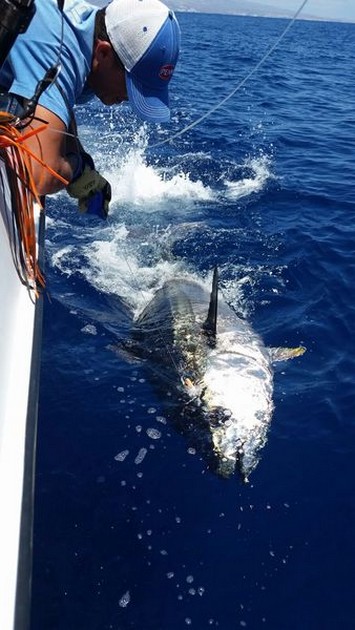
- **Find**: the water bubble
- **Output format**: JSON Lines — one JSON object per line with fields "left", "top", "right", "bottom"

{"left": 81, "top": 324, "right": 97, "bottom": 335}
{"left": 156, "top": 416, "right": 167, "bottom": 424}
{"left": 147, "top": 407, "right": 157, "bottom": 414}
{"left": 114, "top": 450, "right": 129, "bottom": 462}
{"left": 119, "top": 590, "right": 130, "bottom": 608}
{"left": 147, "top": 428, "right": 161, "bottom": 440}
{"left": 186, "top": 575, "right": 194, "bottom": 584}
{"left": 134, "top": 448, "right": 147, "bottom": 465}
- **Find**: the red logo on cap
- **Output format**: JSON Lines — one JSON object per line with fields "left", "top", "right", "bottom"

{"left": 159, "top": 64, "right": 175, "bottom": 81}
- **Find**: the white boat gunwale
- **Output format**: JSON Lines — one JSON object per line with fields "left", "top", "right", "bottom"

{"left": 0, "top": 150, "right": 44, "bottom": 630}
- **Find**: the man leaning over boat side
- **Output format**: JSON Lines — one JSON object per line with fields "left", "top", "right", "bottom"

{"left": 0, "top": 0, "right": 180, "bottom": 218}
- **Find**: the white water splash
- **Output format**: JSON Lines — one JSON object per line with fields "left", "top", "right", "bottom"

{"left": 80, "top": 229, "right": 187, "bottom": 312}
{"left": 48, "top": 125, "right": 274, "bottom": 321}
{"left": 106, "top": 127, "right": 214, "bottom": 211}
{"left": 224, "top": 155, "right": 273, "bottom": 200}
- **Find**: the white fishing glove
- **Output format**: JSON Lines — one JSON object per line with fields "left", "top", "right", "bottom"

{"left": 67, "top": 152, "right": 111, "bottom": 219}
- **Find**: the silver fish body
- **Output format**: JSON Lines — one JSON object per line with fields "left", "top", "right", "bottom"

{"left": 130, "top": 274, "right": 276, "bottom": 481}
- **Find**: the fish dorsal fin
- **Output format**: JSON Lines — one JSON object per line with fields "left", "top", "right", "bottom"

{"left": 203, "top": 267, "right": 218, "bottom": 344}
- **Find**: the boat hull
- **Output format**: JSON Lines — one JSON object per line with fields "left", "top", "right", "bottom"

{"left": 0, "top": 156, "right": 44, "bottom": 630}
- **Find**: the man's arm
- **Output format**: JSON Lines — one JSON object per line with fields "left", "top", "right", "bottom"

{"left": 23, "top": 102, "right": 111, "bottom": 218}
{"left": 23, "top": 103, "right": 78, "bottom": 195}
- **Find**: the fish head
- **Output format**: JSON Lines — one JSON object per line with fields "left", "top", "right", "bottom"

{"left": 198, "top": 344, "right": 274, "bottom": 481}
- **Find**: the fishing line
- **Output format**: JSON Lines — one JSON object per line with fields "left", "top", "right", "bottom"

{"left": 150, "top": 0, "right": 310, "bottom": 148}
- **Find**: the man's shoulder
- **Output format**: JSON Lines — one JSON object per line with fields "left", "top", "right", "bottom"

{"left": 64, "top": 0, "right": 98, "bottom": 25}
{"left": 3, "top": 0, "right": 97, "bottom": 125}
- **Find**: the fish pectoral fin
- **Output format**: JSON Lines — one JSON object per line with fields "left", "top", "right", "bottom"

{"left": 269, "top": 345, "right": 306, "bottom": 362}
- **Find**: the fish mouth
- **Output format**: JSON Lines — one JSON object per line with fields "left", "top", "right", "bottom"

{"left": 213, "top": 453, "right": 238, "bottom": 479}
{"left": 209, "top": 411, "right": 263, "bottom": 483}
{"left": 173, "top": 401, "right": 239, "bottom": 478}
{"left": 178, "top": 394, "right": 252, "bottom": 481}
{"left": 205, "top": 406, "right": 244, "bottom": 479}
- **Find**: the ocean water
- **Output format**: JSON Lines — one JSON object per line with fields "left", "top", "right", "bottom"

{"left": 31, "top": 13, "right": 355, "bottom": 630}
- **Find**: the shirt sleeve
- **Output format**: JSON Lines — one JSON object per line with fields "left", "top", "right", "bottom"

{"left": 4, "top": 0, "right": 89, "bottom": 126}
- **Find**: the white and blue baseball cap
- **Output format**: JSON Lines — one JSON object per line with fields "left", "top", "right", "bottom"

{"left": 105, "top": 0, "right": 180, "bottom": 123}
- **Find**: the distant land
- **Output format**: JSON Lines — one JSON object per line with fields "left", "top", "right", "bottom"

{"left": 168, "top": 0, "right": 341, "bottom": 22}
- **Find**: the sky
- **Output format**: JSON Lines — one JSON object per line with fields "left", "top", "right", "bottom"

{"left": 263, "top": 0, "right": 355, "bottom": 22}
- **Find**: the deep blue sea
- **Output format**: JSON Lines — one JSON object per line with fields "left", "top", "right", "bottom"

{"left": 31, "top": 13, "right": 355, "bottom": 630}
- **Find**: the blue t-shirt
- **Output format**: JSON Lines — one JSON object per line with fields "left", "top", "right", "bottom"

{"left": 0, "top": 0, "right": 97, "bottom": 125}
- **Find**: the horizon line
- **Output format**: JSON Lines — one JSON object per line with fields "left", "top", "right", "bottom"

{"left": 174, "top": 8, "right": 355, "bottom": 25}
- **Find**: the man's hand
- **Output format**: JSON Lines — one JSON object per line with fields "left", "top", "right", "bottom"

{"left": 67, "top": 152, "right": 111, "bottom": 219}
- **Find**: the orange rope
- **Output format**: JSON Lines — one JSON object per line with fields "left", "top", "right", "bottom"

{"left": 0, "top": 118, "right": 67, "bottom": 293}
{"left": 0, "top": 123, "right": 69, "bottom": 186}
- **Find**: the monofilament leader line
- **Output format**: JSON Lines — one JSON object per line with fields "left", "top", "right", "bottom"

{"left": 151, "top": 0, "right": 310, "bottom": 148}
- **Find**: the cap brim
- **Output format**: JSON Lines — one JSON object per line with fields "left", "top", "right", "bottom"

{"left": 126, "top": 71, "right": 170, "bottom": 124}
